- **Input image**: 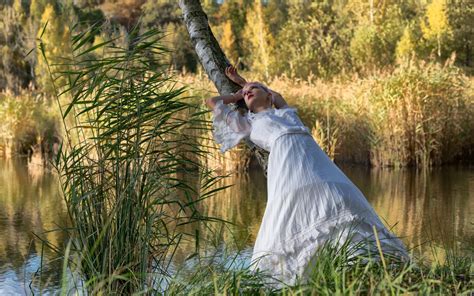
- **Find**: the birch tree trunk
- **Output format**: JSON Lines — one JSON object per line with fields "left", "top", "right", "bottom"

{"left": 178, "top": 0, "right": 238, "bottom": 95}
{"left": 178, "top": 0, "right": 269, "bottom": 175}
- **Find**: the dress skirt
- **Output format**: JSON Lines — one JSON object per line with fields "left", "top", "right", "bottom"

{"left": 250, "top": 133, "right": 408, "bottom": 286}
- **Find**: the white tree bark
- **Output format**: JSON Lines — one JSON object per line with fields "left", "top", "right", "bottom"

{"left": 179, "top": 0, "right": 269, "bottom": 174}
{"left": 178, "top": 0, "right": 238, "bottom": 95}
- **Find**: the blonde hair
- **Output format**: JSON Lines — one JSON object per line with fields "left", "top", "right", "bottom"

{"left": 244, "top": 81, "right": 270, "bottom": 93}
{"left": 244, "top": 82, "right": 274, "bottom": 105}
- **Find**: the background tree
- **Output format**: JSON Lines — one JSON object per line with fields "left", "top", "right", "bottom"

{"left": 263, "top": 0, "right": 288, "bottom": 38}
{"left": 396, "top": 24, "right": 418, "bottom": 61}
{"left": 0, "top": 3, "right": 32, "bottom": 92}
{"left": 242, "top": 0, "right": 274, "bottom": 80}
{"left": 35, "top": 3, "right": 72, "bottom": 94}
{"left": 348, "top": 0, "right": 405, "bottom": 71}
{"left": 275, "top": 1, "right": 351, "bottom": 78}
{"left": 214, "top": 0, "right": 247, "bottom": 66}
{"left": 141, "top": 0, "right": 197, "bottom": 72}
{"left": 141, "top": 0, "right": 181, "bottom": 28}
{"left": 163, "top": 22, "right": 199, "bottom": 72}
{"left": 421, "top": 0, "right": 452, "bottom": 58}
{"left": 216, "top": 20, "right": 239, "bottom": 64}
{"left": 350, "top": 25, "right": 389, "bottom": 70}
{"left": 446, "top": 0, "right": 473, "bottom": 67}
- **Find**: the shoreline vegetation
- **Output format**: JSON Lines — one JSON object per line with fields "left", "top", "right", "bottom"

{"left": 183, "top": 60, "right": 474, "bottom": 171}
{"left": 2, "top": 62, "right": 472, "bottom": 170}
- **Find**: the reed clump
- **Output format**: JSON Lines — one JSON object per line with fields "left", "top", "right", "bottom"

{"left": 367, "top": 59, "right": 473, "bottom": 167}
{"left": 269, "top": 61, "right": 473, "bottom": 167}
{"left": 39, "top": 25, "right": 225, "bottom": 294}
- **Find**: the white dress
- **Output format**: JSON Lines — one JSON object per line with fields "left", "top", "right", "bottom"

{"left": 212, "top": 101, "right": 408, "bottom": 286}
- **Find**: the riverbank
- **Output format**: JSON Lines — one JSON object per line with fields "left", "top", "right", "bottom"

{"left": 181, "top": 60, "right": 473, "bottom": 171}
{"left": 1, "top": 61, "right": 472, "bottom": 170}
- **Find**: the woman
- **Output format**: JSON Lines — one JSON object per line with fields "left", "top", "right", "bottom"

{"left": 205, "top": 66, "right": 408, "bottom": 286}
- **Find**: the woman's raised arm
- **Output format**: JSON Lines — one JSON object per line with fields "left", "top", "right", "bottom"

{"left": 225, "top": 65, "right": 247, "bottom": 87}
{"left": 205, "top": 90, "right": 244, "bottom": 110}
{"left": 205, "top": 65, "right": 247, "bottom": 110}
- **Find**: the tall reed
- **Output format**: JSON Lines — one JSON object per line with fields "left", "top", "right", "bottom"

{"left": 40, "top": 24, "right": 224, "bottom": 293}
{"left": 368, "top": 59, "right": 473, "bottom": 167}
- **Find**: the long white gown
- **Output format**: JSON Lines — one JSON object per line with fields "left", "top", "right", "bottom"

{"left": 212, "top": 101, "right": 408, "bottom": 286}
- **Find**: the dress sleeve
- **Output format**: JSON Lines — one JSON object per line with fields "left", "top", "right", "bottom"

{"left": 212, "top": 100, "right": 251, "bottom": 153}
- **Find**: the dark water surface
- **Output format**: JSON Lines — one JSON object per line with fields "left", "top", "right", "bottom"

{"left": 0, "top": 158, "right": 472, "bottom": 293}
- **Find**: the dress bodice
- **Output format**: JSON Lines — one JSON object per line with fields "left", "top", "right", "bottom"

{"left": 247, "top": 108, "right": 310, "bottom": 151}
{"left": 212, "top": 101, "right": 310, "bottom": 152}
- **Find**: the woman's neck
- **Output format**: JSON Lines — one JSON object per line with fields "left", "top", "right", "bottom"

{"left": 252, "top": 105, "right": 272, "bottom": 113}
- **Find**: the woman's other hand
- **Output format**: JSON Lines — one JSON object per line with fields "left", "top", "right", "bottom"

{"left": 225, "top": 65, "right": 247, "bottom": 87}
{"left": 268, "top": 89, "right": 288, "bottom": 109}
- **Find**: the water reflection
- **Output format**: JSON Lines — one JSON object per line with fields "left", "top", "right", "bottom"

{"left": 197, "top": 166, "right": 474, "bottom": 261}
{"left": 0, "top": 160, "right": 472, "bottom": 293}
{"left": 0, "top": 159, "right": 69, "bottom": 294}
{"left": 343, "top": 166, "right": 474, "bottom": 259}
{"left": 170, "top": 169, "right": 268, "bottom": 266}
{"left": 201, "top": 169, "right": 267, "bottom": 247}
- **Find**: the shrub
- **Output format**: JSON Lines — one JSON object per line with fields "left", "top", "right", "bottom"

{"left": 0, "top": 90, "right": 60, "bottom": 158}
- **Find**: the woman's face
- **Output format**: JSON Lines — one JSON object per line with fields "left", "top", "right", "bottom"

{"left": 242, "top": 83, "right": 271, "bottom": 112}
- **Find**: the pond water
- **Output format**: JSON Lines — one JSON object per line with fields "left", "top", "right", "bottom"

{"left": 198, "top": 165, "right": 474, "bottom": 259}
{"left": 0, "top": 159, "right": 69, "bottom": 295}
{"left": 0, "top": 158, "right": 473, "bottom": 293}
